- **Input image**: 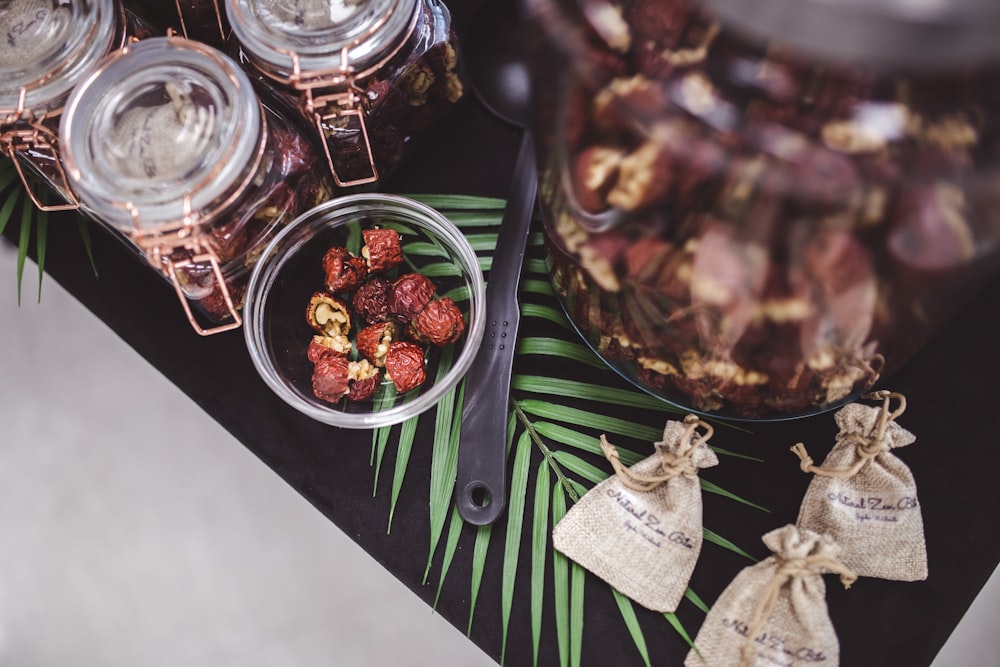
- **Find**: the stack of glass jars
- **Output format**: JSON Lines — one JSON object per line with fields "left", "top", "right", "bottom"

{"left": 1, "top": 0, "right": 465, "bottom": 335}
{"left": 529, "top": 0, "right": 1000, "bottom": 419}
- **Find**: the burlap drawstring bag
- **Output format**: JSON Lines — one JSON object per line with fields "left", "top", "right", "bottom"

{"left": 552, "top": 415, "right": 718, "bottom": 612}
{"left": 791, "top": 390, "right": 927, "bottom": 581}
{"left": 685, "top": 525, "right": 856, "bottom": 667}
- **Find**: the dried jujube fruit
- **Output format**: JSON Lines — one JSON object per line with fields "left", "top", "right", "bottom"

{"left": 356, "top": 320, "right": 401, "bottom": 368}
{"left": 312, "top": 354, "right": 350, "bottom": 403}
{"left": 362, "top": 228, "right": 404, "bottom": 273}
{"left": 306, "top": 292, "right": 352, "bottom": 353}
{"left": 352, "top": 276, "right": 394, "bottom": 324}
{"left": 308, "top": 335, "right": 348, "bottom": 361}
{"left": 572, "top": 145, "right": 625, "bottom": 213}
{"left": 411, "top": 297, "right": 466, "bottom": 346}
{"left": 322, "top": 246, "right": 368, "bottom": 293}
{"left": 346, "top": 359, "right": 382, "bottom": 402}
{"left": 384, "top": 341, "right": 427, "bottom": 393}
{"left": 389, "top": 272, "right": 436, "bottom": 322}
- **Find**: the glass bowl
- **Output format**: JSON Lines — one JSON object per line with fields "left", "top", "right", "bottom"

{"left": 243, "top": 193, "right": 486, "bottom": 428}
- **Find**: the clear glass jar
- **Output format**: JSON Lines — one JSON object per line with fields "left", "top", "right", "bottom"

{"left": 529, "top": 0, "right": 1000, "bottom": 419}
{"left": 60, "top": 36, "right": 333, "bottom": 335}
{"left": 225, "top": 0, "right": 464, "bottom": 188}
{"left": 0, "top": 0, "right": 151, "bottom": 210}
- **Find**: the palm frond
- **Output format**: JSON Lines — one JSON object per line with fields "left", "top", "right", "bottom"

{"left": 551, "top": 483, "right": 571, "bottom": 667}
{"left": 500, "top": 431, "right": 533, "bottom": 664}
{"left": 468, "top": 523, "right": 492, "bottom": 636}
{"left": 433, "top": 507, "right": 465, "bottom": 608}
{"left": 387, "top": 412, "right": 418, "bottom": 532}
{"left": 425, "top": 376, "right": 463, "bottom": 582}
{"left": 614, "top": 589, "right": 653, "bottom": 667}
{"left": 530, "top": 463, "right": 551, "bottom": 667}
{"left": 1, "top": 158, "right": 100, "bottom": 304}
{"left": 373, "top": 194, "right": 769, "bottom": 663}
{"left": 569, "top": 562, "right": 586, "bottom": 667}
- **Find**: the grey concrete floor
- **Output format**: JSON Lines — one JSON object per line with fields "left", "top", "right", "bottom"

{"left": 0, "top": 241, "right": 997, "bottom": 666}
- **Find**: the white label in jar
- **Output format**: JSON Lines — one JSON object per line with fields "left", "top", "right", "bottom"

{"left": 107, "top": 81, "right": 217, "bottom": 182}
{"left": 0, "top": 0, "right": 72, "bottom": 69}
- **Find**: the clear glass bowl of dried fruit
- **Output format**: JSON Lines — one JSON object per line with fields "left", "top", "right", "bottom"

{"left": 243, "top": 193, "right": 486, "bottom": 428}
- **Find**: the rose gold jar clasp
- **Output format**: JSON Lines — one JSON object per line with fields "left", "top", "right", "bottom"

{"left": 277, "top": 45, "right": 380, "bottom": 188}
{"left": 1, "top": 89, "right": 81, "bottom": 212}
{"left": 311, "top": 85, "right": 380, "bottom": 188}
{"left": 127, "top": 202, "right": 243, "bottom": 336}
{"left": 174, "top": 0, "right": 227, "bottom": 44}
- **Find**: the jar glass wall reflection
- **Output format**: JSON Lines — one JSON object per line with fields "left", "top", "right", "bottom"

{"left": 529, "top": 0, "right": 1000, "bottom": 419}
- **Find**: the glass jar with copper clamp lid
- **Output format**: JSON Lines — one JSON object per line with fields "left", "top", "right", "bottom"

{"left": 225, "top": 0, "right": 464, "bottom": 188}
{"left": 528, "top": 0, "right": 1000, "bottom": 420}
{"left": 60, "top": 35, "right": 333, "bottom": 335}
{"left": 0, "top": 0, "right": 151, "bottom": 211}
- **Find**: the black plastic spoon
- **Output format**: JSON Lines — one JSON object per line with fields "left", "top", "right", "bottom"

{"left": 455, "top": 1, "right": 537, "bottom": 526}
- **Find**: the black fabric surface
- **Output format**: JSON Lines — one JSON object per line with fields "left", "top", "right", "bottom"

{"left": 6, "top": 2, "right": 1000, "bottom": 664}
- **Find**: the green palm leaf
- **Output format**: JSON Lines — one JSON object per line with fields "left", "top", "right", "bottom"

{"left": 530, "top": 463, "right": 551, "bottom": 667}
{"left": 613, "top": 589, "right": 652, "bottom": 667}
{"left": 433, "top": 507, "right": 465, "bottom": 608}
{"left": 425, "top": 379, "right": 463, "bottom": 582}
{"left": 387, "top": 412, "right": 418, "bottom": 532}
{"left": 468, "top": 523, "right": 492, "bottom": 636}
{"left": 1, "top": 159, "right": 99, "bottom": 296}
{"left": 569, "top": 562, "right": 586, "bottom": 667}
{"left": 551, "top": 482, "right": 571, "bottom": 667}
{"left": 500, "top": 431, "right": 533, "bottom": 664}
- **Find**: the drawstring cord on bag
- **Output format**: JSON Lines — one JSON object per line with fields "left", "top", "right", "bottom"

{"left": 741, "top": 555, "right": 857, "bottom": 667}
{"left": 791, "top": 391, "right": 907, "bottom": 479}
{"left": 601, "top": 414, "right": 713, "bottom": 492}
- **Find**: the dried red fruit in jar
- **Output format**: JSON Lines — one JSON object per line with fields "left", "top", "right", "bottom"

{"left": 411, "top": 297, "right": 465, "bottom": 346}
{"left": 311, "top": 354, "right": 350, "bottom": 403}
{"left": 322, "top": 246, "right": 368, "bottom": 293}
{"left": 384, "top": 341, "right": 427, "bottom": 393}
{"left": 888, "top": 184, "right": 974, "bottom": 271}
{"left": 356, "top": 320, "right": 401, "bottom": 368}
{"left": 308, "top": 335, "right": 348, "bottom": 362}
{"left": 346, "top": 359, "right": 382, "bottom": 402}
{"left": 572, "top": 145, "right": 625, "bottom": 214}
{"left": 606, "top": 135, "right": 674, "bottom": 211}
{"left": 389, "top": 272, "right": 436, "bottom": 322}
{"left": 306, "top": 292, "right": 352, "bottom": 351}
{"left": 362, "top": 228, "right": 404, "bottom": 273}
{"left": 352, "top": 276, "right": 394, "bottom": 324}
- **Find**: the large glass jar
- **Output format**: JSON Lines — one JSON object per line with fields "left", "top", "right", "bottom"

{"left": 0, "top": 0, "right": 151, "bottom": 210}
{"left": 60, "top": 36, "right": 333, "bottom": 335}
{"left": 529, "top": 0, "right": 1000, "bottom": 419}
{"left": 225, "top": 0, "right": 464, "bottom": 188}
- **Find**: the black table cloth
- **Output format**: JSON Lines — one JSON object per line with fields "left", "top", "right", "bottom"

{"left": 5, "top": 2, "right": 1000, "bottom": 664}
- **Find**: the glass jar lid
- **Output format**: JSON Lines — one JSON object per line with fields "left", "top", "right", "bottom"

{"left": 226, "top": 0, "right": 418, "bottom": 78}
{"left": 60, "top": 37, "right": 263, "bottom": 233}
{"left": 0, "top": 0, "right": 119, "bottom": 113}
{"left": 701, "top": 0, "right": 1000, "bottom": 68}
